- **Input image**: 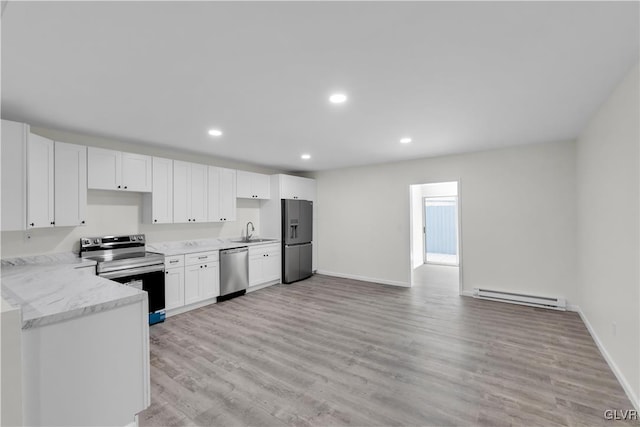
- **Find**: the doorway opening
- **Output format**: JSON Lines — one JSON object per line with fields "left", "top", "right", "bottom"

{"left": 424, "top": 196, "right": 459, "bottom": 266}
{"left": 409, "top": 181, "right": 461, "bottom": 294}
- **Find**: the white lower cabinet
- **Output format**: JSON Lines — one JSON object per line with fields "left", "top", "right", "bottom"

{"left": 185, "top": 263, "right": 219, "bottom": 305}
{"left": 165, "top": 252, "right": 219, "bottom": 312}
{"left": 163, "top": 244, "right": 279, "bottom": 316}
{"left": 249, "top": 243, "right": 281, "bottom": 287}
{"left": 164, "top": 255, "right": 185, "bottom": 310}
{"left": 164, "top": 267, "right": 185, "bottom": 310}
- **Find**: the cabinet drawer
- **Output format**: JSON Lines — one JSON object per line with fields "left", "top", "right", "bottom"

{"left": 186, "top": 250, "right": 219, "bottom": 266}
{"left": 248, "top": 245, "right": 266, "bottom": 258}
{"left": 249, "top": 244, "right": 280, "bottom": 259}
{"left": 260, "top": 243, "right": 280, "bottom": 255}
{"left": 164, "top": 255, "right": 184, "bottom": 268}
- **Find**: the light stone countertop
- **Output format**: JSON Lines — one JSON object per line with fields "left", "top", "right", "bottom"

{"left": 1, "top": 253, "right": 145, "bottom": 330}
{"left": 148, "top": 237, "right": 281, "bottom": 257}
{"left": 1, "top": 251, "right": 97, "bottom": 268}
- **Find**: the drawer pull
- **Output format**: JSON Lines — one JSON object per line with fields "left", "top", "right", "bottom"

{"left": 198, "top": 256, "right": 207, "bottom": 260}
{"left": 169, "top": 260, "right": 179, "bottom": 264}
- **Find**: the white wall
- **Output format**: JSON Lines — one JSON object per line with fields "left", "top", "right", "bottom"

{"left": 410, "top": 185, "right": 423, "bottom": 269}
{"left": 410, "top": 181, "right": 459, "bottom": 269}
{"left": 1, "top": 126, "right": 281, "bottom": 257}
{"left": 576, "top": 63, "right": 639, "bottom": 408}
{"left": 314, "top": 140, "right": 577, "bottom": 302}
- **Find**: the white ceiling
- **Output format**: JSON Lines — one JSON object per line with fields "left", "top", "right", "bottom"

{"left": 2, "top": 2, "right": 638, "bottom": 172}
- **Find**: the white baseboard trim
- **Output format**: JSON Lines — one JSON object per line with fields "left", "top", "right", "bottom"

{"left": 246, "top": 280, "right": 279, "bottom": 293}
{"left": 316, "top": 270, "right": 410, "bottom": 287}
{"left": 574, "top": 305, "right": 639, "bottom": 412}
{"left": 566, "top": 304, "right": 580, "bottom": 312}
{"left": 166, "top": 297, "right": 217, "bottom": 318}
{"left": 461, "top": 290, "right": 474, "bottom": 298}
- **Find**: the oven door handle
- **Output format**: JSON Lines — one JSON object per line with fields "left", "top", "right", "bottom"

{"left": 99, "top": 264, "right": 164, "bottom": 279}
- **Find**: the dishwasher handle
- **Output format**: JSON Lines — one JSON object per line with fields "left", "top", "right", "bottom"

{"left": 221, "top": 247, "right": 248, "bottom": 255}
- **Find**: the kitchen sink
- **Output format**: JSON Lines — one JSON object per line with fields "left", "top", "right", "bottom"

{"left": 231, "top": 238, "right": 278, "bottom": 244}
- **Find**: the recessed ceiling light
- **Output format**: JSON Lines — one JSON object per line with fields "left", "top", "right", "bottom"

{"left": 208, "top": 129, "right": 223, "bottom": 137}
{"left": 400, "top": 137, "right": 412, "bottom": 144}
{"left": 329, "top": 93, "right": 347, "bottom": 104}
{"left": 301, "top": 154, "right": 311, "bottom": 160}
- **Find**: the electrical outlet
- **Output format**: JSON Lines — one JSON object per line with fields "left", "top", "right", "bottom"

{"left": 612, "top": 322, "right": 617, "bottom": 337}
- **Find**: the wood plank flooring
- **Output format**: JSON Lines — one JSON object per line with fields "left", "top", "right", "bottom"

{"left": 139, "top": 273, "right": 635, "bottom": 426}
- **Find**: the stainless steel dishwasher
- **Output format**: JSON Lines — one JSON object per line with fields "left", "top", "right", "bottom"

{"left": 219, "top": 247, "right": 249, "bottom": 301}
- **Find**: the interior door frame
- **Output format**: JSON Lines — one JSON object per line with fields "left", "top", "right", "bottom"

{"left": 408, "top": 180, "right": 463, "bottom": 296}
{"left": 423, "top": 195, "right": 460, "bottom": 266}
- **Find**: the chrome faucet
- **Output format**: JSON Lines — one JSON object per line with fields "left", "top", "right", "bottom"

{"left": 246, "top": 222, "right": 255, "bottom": 241}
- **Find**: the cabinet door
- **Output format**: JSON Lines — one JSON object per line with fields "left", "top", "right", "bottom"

{"left": 151, "top": 157, "right": 173, "bottom": 224}
{"left": 236, "top": 170, "right": 253, "bottom": 198}
{"left": 184, "top": 265, "right": 201, "bottom": 305}
{"left": 249, "top": 254, "right": 263, "bottom": 287}
{"left": 190, "top": 163, "right": 208, "bottom": 222}
{"left": 280, "top": 175, "right": 315, "bottom": 201}
{"left": 263, "top": 252, "right": 281, "bottom": 283}
{"left": 173, "top": 161, "right": 190, "bottom": 223}
{"left": 220, "top": 168, "right": 236, "bottom": 221}
{"left": 253, "top": 173, "right": 271, "bottom": 199}
{"left": 87, "top": 147, "right": 121, "bottom": 190}
{"left": 279, "top": 174, "right": 299, "bottom": 200}
{"left": 207, "top": 166, "right": 221, "bottom": 222}
{"left": 27, "top": 133, "right": 54, "bottom": 228}
{"left": 54, "top": 141, "right": 87, "bottom": 227}
{"left": 1, "top": 120, "right": 27, "bottom": 231}
{"left": 164, "top": 267, "right": 185, "bottom": 310}
{"left": 121, "top": 152, "right": 152, "bottom": 192}
{"left": 200, "top": 263, "right": 219, "bottom": 299}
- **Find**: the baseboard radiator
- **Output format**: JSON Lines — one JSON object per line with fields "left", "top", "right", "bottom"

{"left": 473, "top": 288, "right": 566, "bottom": 311}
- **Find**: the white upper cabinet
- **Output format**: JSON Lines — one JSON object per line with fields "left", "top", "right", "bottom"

{"left": 87, "top": 147, "right": 151, "bottom": 192}
{"left": 173, "top": 161, "right": 189, "bottom": 223}
{"left": 121, "top": 152, "right": 152, "bottom": 192}
{"left": 173, "top": 161, "right": 208, "bottom": 223}
{"left": 208, "top": 166, "right": 236, "bottom": 222}
{"left": 28, "top": 136, "right": 88, "bottom": 229}
{"left": 147, "top": 157, "right": 173, "bottom": 224}
{"left": 236, "top": 171, "right": 270, "bottom": 199}
{"left": 1, "top": 120, "right": 27, "bottom": 231}
{"left": 190, "top": 163, "right": 208, "bottom": 222}
{"left": 87, "top": 147, "right": 120, "bottom": 190}
{"left": 54, "top": 141, "right": 87, "bottom": 227}
{"left": 279, "top": 174, "right": 316, "bottom": 201}
{"left": 27, "top": 133, "right": 55, "bottom": 229}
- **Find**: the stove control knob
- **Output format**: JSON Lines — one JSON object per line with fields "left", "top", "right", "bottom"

{"left": 93, "top": 239, "right": 100, "bottom": 244}
{"left": 82, "top": 239, "right": 90, "bottom": 245}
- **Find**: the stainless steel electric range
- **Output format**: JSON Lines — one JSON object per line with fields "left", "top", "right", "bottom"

{"left": 80, "top": 234, "right": 165, "bottom": 324}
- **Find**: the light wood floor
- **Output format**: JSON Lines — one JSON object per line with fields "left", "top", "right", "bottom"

{"left": 139, "top": 274, "right": 635, "bottom": 426}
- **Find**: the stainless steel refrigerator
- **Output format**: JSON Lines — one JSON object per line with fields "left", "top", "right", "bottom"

{"left": 282, "top": 199, "right": 313, "bottom": 283}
